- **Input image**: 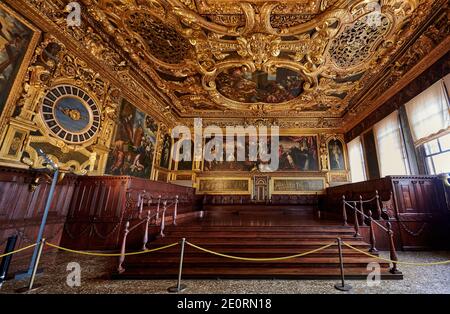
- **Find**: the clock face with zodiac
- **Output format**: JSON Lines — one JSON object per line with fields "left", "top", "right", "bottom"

{"left": 41, "top": 85, "right": 100, "bottom": 144}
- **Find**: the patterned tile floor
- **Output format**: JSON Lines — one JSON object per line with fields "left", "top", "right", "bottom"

{"left": 0, "top": 250, "right": 449, "bottom": 294}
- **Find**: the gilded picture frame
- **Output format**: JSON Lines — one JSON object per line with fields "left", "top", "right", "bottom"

{"left": 196, "top": 177, "right": 252, "bottom": 195}
{"left": 0, "top": 2, "right": 41, "bottom": 144}
{"left": 326, "top": 136, "right": 348, "bottom": 171}
{"left": 269, "top": 176, "right": 326, "bottom": 195}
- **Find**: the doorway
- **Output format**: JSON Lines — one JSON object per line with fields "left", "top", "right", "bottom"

{"left": 253, "top": 176, "right": 269, "bottom": 202}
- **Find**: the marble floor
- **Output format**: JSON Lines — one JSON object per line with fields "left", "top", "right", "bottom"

{"left": 0, "top": 250, "right": 449, "bottom": 294}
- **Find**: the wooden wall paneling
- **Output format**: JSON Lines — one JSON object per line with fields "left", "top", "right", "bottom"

{"left": 0, "top": 167, "right": 77, "bottom": 273}
{"left": 323, "top": 175, "right": 450, "bottom": 250}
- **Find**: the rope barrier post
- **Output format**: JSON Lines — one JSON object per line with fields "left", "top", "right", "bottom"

{"left": 173, "top": 195, "right": 179, "bottom": 226}
{"left": 168, "top": 238, "right": 187, "bottom": 293}
{"left": 16, "top": 239, "right": 46, "bottom": 293}
{"left": 0, "top": 235, "right": 18, "bottom": 288}
{"left": 342, "top": 195, "right": 348, "bottom": 226}
{"left": 138, "top": 190, "right": 145, "bottom": 217}
{"left": 353, "top": 201, "right": 360, "bottom": 237}
{"left": 117, "top": 221, "right": 130, "bottom": 274}
{"left": 368, "top": 211, "right": 378, "bottom": 253}
{"left": 160, "top": 200, "right": 167, "bottom": 237}
{"left": 142, "top": 210, "right": 151, "bottom": 251}
{"left": 334, "top": 237, "right": 352, "bottom": 292}
{"left": 359, "top": 196, "right": 367, "bottom": 226}
{"left": 156, "top": 195, "right": 161, "bottom": 220}
{"left": 387, "top": 222, "right": 402, "bottom": 275}
{"left": 375, "top": 190, "right": 382, "bottom": 219}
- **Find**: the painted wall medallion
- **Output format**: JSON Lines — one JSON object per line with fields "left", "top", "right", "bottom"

{"left": 41, "top": 85, "right": 100, "bottom": 143}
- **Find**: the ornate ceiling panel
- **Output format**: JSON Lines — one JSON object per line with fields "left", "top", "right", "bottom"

{"left": 38, "top": 0, "right": 448, "bottom": 127}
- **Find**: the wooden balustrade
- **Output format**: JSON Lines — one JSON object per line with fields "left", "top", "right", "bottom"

{"left": 324, "top": 175, "right": 450, "bottom": 250}
{"left": 342, "top": 193, "right": 402, "bottom": 274}
{"left": 116, "top": 194, "right": 180, "bottom": 273}
{"left": 59, "top": 176, "right": 199, "bottom": 251}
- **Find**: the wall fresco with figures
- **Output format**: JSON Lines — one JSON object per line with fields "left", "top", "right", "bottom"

{"left": 105, "top": 99, "right": 158, "bottom": 178}
{"left": 202, "top": 135, "right": 320, "bottom": 172}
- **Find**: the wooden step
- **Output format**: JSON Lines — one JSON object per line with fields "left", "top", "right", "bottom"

{"left": 113, "top": 209, "right": 401, "bottom": 280}
{"left": 152, "top": 239, "right": 369, "bottom": 247}
{"left": 164, "top": 226, "right": 354, "bottom": 232}
{"left": 113, "top": 267, "right": 403, "bottom": 280}
{"left": 124, "top": 256, "right": 391, "bottom": 267}
{"left": 161, "top": 233, "right": 359, "bottom": 239}
{"left": 126, "top": 248, "right": 374, "bottom": 258}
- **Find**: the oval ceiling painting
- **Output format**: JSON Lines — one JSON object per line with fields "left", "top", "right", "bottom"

{"left": 216, "top": 67, "right": 305, "bottom": 104}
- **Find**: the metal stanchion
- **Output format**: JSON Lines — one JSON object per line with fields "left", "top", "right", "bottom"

{"left": 16, "top": 238, "right": 46, "bottom": 293}
{"left": 16, "top": 149, "right": 59, "bottom": 281}
{"left": 168, "top": 238, "right": 187, "bottom": 293}
{"left": 0, "top": 235, "right": 18, "bottom": 288}
{"left": 334, "top": 237, "right": 352, "bottom": 291}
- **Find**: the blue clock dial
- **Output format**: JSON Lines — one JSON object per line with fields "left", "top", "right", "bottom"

{"left": 41, "top": 85, "right": 100, "bottom": 144}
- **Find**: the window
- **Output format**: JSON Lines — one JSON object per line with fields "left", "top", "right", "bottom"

{"left": 423, "top": 133, "right": 450, "bottom": 175}
{"left": 347, "top": 136, "right": 366, "bottom": 182}
{"left": 373, "top": 111, "right": 410, "bottom": 176}
{"left": 405, "top": 79, "right": 450, "bottom": 144}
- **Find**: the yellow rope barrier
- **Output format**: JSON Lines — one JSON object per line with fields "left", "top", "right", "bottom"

{"left": 343, "top": 242, "right": 450, "bottom": 266}
{"left": 186, "top": 241, "right": 335, "bottom": 261}
{"left": 0, "top": 243, "right": 37, "bottom": 258}
{"left": 45, "top": 242, "right": 178, "bottom": 257}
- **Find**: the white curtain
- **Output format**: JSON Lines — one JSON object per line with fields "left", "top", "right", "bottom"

{"left": 444, "top": 73, "right": 450, "bottom": 97}
{"left": 373, "top": 111, "right": 409, "bottom": 177}
{"left": 405, "top": 79, "right": 450, "bottom": 143}
{"left": 347, "top": 137, "right": 366, "bottom": 182}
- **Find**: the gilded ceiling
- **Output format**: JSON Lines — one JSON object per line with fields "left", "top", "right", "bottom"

{"left": 26, "top": 0, "right": 448, "bottom": 128}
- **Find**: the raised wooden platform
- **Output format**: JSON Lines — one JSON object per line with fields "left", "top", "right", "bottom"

{"left": 113, "top": 206, "right": 403, "bottom": 280}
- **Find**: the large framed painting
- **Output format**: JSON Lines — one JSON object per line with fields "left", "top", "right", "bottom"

{"left": 278, "top": 136, "right": 319, "bottom": 171}
{"left": 159, "top": 133, "right": 172, "bottom": 169}
{"left": 203, "top": 136, "right": 258, "bottom": 171}
{"left": 327, "top": 138, "right": 346, "bottom": 170}
{"left": 105, "top": 99, "right": 159, "bottom": 178}
{"left": 0, "top": 3, "right": 40, "bottom": 132}
{"left": 176, "top": 139, "right": 194, "bottom": 171}
{"left": 202, "top": 135, "right": 319, "bottom": 172}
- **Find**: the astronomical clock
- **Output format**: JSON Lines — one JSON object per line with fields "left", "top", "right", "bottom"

{"left": 40, "top": 85, "right": 101, "bottom": 144}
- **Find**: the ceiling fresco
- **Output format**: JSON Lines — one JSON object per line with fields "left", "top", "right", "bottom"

{"left": 21, "top": 0, "right": 448, "bottom": 128}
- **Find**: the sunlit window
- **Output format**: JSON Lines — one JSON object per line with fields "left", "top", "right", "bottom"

{"left": 347, "top": 137, "right": 366, "bottom": 182}
{"left": 423, "top": 133, "right": 450, "bottom": 174}
{"left": 373, "top": 111, "right": 410, "bottom": 176}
